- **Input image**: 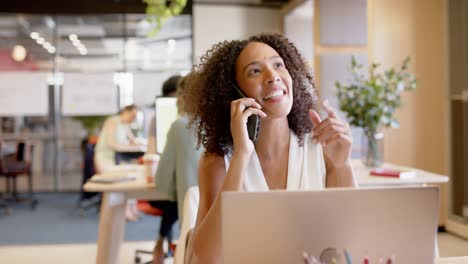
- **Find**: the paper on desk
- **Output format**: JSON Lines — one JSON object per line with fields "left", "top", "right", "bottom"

{"left": 106, "top": 164, "right": 144, "bottom": 172}
{"left": 90, "top": 173, "right": 137, "bottom": 184}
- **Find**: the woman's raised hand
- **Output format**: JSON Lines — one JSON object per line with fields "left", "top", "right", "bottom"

{"left": 230, "top": 98, "right": 266, "bottom": 156}
{"left": 309, "top": 100, "right": 352, "bottom": 168}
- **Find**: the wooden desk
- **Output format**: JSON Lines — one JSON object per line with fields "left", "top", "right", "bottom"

{"left": 84, "top": 166, "right": 168, "bottom": 264}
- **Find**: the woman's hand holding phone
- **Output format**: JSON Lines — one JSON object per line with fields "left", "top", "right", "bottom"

{"left": 230, "top": 98, "right": 266, "bottom": 156}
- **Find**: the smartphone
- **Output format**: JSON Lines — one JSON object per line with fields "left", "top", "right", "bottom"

{"left": 232, "top": 84, "right": 261, "bottom": 143}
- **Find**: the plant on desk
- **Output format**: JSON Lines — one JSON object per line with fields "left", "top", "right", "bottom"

{"left": 335, "top": 56, "right": 417, "bottom": 167}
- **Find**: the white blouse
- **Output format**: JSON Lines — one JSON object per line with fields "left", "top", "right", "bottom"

{"left": 224, "top": 131, "right": 326, "bottom": 191}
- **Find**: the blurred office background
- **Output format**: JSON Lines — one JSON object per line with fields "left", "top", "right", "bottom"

{"left": 0, "top": 0, "right": 467, "bottom": 262}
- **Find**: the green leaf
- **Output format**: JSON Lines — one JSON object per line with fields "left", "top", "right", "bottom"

{"left": 334, "top": 56, "right": 416, "bottom": 131}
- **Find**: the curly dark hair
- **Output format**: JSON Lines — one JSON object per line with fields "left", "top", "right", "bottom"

{"left": 186, "top": 33, "right": 319, "bottom": 156}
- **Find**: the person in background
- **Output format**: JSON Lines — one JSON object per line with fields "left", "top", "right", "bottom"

{"left": 148, "top": 73, "right": 204, "bottom": 264}
{"left": 94, "top": 104, "right": 142, "bottom": 221}
{"left": 184, "top": 33, "right": 357, "bottom": 263}
{"left": 146, "top": 75, "right": 181, "bottom": 155}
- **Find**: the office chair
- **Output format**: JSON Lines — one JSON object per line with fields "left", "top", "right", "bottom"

{"left": 0, "top": 141, "right": 38, "bottom": 210}
{"left": 134, "top": 200, "right": 177, "bottom": 264}
{"left": 174, "top": 186, "right": 199, "bottom": 264}
{"left": 0, "top": 142, "right": 11, "bottom": 215}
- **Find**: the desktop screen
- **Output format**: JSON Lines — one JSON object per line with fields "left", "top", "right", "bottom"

{"left": 155, "top": 97, "right": 178, "bottom": 154}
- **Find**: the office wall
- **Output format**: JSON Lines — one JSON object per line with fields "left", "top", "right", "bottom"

{"left": 448, "top": 0, "right": 468, "bottom": 218}
{"left": 369, "top": 0, "right": 449, "bottom": 226}
{"left": 283, "top": 0, "right": 313, "bottom": 61}
{"left": 368, "top": 0, "right": 449, "bottom": 175}
{"left": 193, "top": 4, "right": 281, "bottom": 61}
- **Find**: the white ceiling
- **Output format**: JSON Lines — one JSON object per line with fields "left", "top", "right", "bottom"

{"left": 0, "top": 14, "right": 193, "bottom": 72}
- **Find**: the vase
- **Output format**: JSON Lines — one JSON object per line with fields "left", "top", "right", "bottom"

{"left": 362, "top": 129, "right": 384, "bottom": 168}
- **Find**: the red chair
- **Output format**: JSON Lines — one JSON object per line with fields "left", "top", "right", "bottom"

{"left": 134, "top": 201, "right": 177, "bottom": 264}
{"left": 0, "top": 141, "right": 38, "bottom": 210}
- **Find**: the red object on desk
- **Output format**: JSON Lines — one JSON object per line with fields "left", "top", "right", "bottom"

{"left": 370, "top": 168, "right": 415, "bottom": 178}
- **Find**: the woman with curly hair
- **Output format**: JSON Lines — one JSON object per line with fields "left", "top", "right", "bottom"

{"left": 185, "top": 33, "right": 356, "bottom": 263}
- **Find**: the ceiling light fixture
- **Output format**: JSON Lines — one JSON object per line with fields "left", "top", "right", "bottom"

{"left": 30, "top": 32, "right": 39, "bottom": 40}
{"left": 12, "top": 45, "right": 27, "bottom": 62}
{"left": 69, "top": 34, "right": 78, "bottom": 41}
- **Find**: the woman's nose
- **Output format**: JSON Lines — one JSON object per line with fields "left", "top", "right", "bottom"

{"left": 264, "top": 68, "right": 280, "bottom": 84}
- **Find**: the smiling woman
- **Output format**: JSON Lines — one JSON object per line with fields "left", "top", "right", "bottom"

{"left": 184, "top": 32, "right": 357, "bottom": 264}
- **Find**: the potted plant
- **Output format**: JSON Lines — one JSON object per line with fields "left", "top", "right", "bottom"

{"left": 335, "top": 56, "right": 417, "bottom": 167}
{"left": 73, "top": 115, "right": 108, "bottom": 144}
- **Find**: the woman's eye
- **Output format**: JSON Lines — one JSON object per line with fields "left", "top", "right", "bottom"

{"left": 248, "top": 68, "right": 261, "bottom": 75}
{"left": 274, "top": 62, "right": 284, "bottom": 69}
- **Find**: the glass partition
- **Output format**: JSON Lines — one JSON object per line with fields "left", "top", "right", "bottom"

{"left": 0, "top": 12, "right": 193, "bottom": 191}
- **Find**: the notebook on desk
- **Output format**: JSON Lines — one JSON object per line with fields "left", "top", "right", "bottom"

{"left": 222, "top": 186, "right": 439, "bottom": 264}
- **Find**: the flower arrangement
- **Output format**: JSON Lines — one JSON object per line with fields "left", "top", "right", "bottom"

{"left": 335, "top": 56, "right": 417, "bottom": 166}
{"left": 335, "top": 56, "right": 417, "bottom": 133}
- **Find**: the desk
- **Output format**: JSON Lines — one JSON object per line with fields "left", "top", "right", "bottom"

{"left": 352, "top": 160, "right": 449, "bottom": 226}
{"left": 84, "top": 166, "right": 167, "bottom": 264}
{"left": 352, "top": 160, "right": 449, "bottom": 187}
{"left": 86, "top": 162, "right": 450, "bottom": 264}
{"left": 437, "top": 256, "right": 468, "bottom": 263}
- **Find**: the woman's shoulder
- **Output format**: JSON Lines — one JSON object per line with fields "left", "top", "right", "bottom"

{"left": 200, "top": 152, "right": 225, "bottom": 171}
{"left": 198, "top": 152, "right": 226, "bottom": 196}
{"left": 172, "top": 115, "right": 189, "bottom": 128}
{"left": 106, "top": 115, "right": 120, "bottom": 124}
{"left": 101, "top": 115, "right": 117, "bottom": 128}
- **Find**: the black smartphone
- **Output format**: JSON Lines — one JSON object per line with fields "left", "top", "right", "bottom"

{"left": 232, "top": 84, "right": 261, "bottom": 143}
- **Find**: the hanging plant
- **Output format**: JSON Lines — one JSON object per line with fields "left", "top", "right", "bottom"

{"left": 143, "top": 0, "right": 188, "bottom": 36}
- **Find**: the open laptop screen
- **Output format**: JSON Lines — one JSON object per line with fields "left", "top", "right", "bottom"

{"left": 155, "top": 97, "right": 178, "bottom": 154}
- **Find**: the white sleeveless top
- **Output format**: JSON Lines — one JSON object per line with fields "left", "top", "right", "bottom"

{"left": 224, "top": 131, "right": 326, "bottom": 191}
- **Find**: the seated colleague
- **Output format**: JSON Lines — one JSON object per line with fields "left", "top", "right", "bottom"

{"left": 146, "top": 75, "right": 181, "bottom": 155}
{"left": 148, "top": 74, "right": 204, "bottom": 264}
{"left": 94, "top": 104, "right": 142, "bottom": 221}
{"left": 184, "top": 33, "right": 357, "bottom": 263}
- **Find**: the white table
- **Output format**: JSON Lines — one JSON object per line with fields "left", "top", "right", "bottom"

{"left": 352, "top": 159, "right": 449, "bottom": 187}
{"left": 85, "top": 162, "right": 450, "bottom": 264}
{"left": 352, "top": 160, "right": 450, "bottom": 227}
{"left": 436, "top": 256, "right": 468, "bottom": 263}
{"left": 84, "top": 166, "right": 167, "bottom": 264}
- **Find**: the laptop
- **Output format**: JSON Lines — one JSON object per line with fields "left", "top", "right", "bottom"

{"left": 222, "top": 186, "right": 439, "bottom": 264}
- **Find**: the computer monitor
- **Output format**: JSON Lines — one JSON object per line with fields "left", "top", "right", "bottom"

{"left": 155, "top": 97, "right": 178, "bottom": 154}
